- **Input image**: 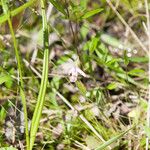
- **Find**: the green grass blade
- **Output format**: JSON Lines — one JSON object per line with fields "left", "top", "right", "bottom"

{"left": 82, "top": 8, "right": 103, "bottom": 19}
{"left": 0, "top": 0, "right": 36, "bottom": 25}
{"left": 0, "top": 74, "right": 11, "bottom": 85}
{"left": 1, "top": 0, "right": 30, "bottom": 149}
{"left": 95, "top": 127, "right": 133, "bottom": 150}
{"left": 29, "top": 0, "right": 50, "bottom": 149}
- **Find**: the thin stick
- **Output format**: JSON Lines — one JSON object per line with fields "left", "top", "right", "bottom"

{"left": 145, "top": 0, "right": 150, "bottom": 149}
{"left": 106, "top": 0, "right": 148, "bottom": 54}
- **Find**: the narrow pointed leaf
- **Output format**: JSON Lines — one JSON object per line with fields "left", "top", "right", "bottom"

{"left": 82, "top": 8, "right": 103, "bottom": 19}
{"left": 0, "top": 75, "right": 11, "bottom": 85}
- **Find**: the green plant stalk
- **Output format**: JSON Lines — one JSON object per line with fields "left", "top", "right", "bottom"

{"left": 29, "top": 0, "right": 49, "bottom": 149}
{"left": 1, "top": 0, "right": 30, "bottom": 149}
{"left": 0, "top": 0, "right": 36, "bottom": 25}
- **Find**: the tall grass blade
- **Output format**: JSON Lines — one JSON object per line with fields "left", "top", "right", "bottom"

{"left": 29, "top": 0, "right": 49, "bottom": 149}
{"left": 82, "top": 8, "right": 103, "bottom": 19}
{"left": 1, "top": 0, "right": 30, "bottom": 149}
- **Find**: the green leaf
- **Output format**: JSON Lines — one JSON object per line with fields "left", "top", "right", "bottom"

{"left": 95, "top": 127, "right": 133, "bottom": 150}
{"left": 0, "top": 74, "right": 11, "bottom": 85}
{"left": 80, "top": 22, "right": 89, "bottom": 38}
{"left": 82, "top": 8, "right": 103, "bottom": 19}
{"left": 89, "top": 37, "right": 99, "bottom": 53}
{"left": 117, "top": 73, "right": 136, "bottom": 85}
{"left": 124, "top": 50, "right": 129, "bottom": 66}
{"left": 49, "top": 0, "right": 67, "bottom": 16}
{"left": 107, "top": 82, "right": 118, "bottom": 90}
{"left": 1, "top": 0, "right": 8, "bottom": 14}
{"left": 0, "top": 106, "right": 6, "bottom": 123}
{"left": 128, "top": 68, "right": 145, "bottom": 76}
{"left": 5, "top": 78, "right": 13, "bottom": 88}
{"left": 129, "top": 57, "right": 148, "bottom": 63}
{"left": 106, "top": 58, "right": 121, "bottom": 65}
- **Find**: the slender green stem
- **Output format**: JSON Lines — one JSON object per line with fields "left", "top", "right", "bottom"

{"left": 1, "top": 0, "right": 29, "bottom": 149}
{"left": 0, "top": 0, "right": 36, "bottom": 25}
{"left": 29, "top": 0, "right": 49, "bottom": 149}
